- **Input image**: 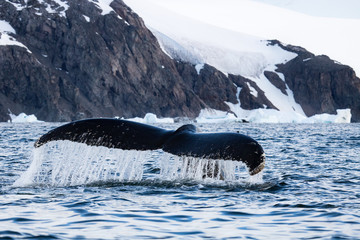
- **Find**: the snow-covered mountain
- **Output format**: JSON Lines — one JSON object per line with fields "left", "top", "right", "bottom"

{"left": 124, "top": 0, "right": 360, "bottom": 122}
{"left": 1, "top": 0, "right": 359, "bottom": 122}
{"left": 125, "top": 0, "right": 360, "bottom": 75}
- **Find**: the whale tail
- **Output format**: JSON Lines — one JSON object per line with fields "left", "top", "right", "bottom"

{"left": 34, "top": 118, "right": 172, "bottom": 150}
{"left": 35, "top": 118, "right": 265, "bottom": 175}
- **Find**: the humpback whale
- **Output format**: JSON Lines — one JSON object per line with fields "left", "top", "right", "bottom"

{"left": 34, "top": 119, "right": 265, "bottom": 175}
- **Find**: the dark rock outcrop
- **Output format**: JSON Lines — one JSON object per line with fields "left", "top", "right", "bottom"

{"left": 1, "top": 0, "right": 207, "bottom": 121}
{"left": 176, "top": 62, "right": 237, "bottom": 112}
{"left": 269, "top": 40, "right": 360, "bottom": 122}
{"left": 176, "top": 62, "right": 277, "bottom": 114}
{"left": 264, "top": 71, "right": 287, "bottom": 95}
{"left": 229, "top": 74, "right": 278, "bottom": 110}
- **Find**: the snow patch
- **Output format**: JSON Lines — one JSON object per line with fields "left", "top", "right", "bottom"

{"left": 8, "top": 113, "right": 44, "bottom": 123}
{"left": 195, "top": 63, "right": 205, "bottom": 74}
{"left": 117, "top": 15, "right": 130, "bottom": 25}
{"left": 0, "top": 20, "right": 15, "bottom": 34}
{"left": 83, "top": 15, "right": 90, "bottom": 22}
{"left": 90, "top": 0, "right": 114, "bottom": 15}
{"left": 4, "top": 0, "right": 26, "bottom": 11}
{"left": 38, "top": 0, "right": 69, "bottom": 18}
{"left": 0, "top": 20, "right": 31, "bottom": 53}
{"left": 246, "top": 82, "right": 258, "bottom": 98}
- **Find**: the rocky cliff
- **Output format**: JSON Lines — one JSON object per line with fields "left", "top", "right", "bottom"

{"left": 1, "top": 0, "right": 359, "bottom": 122}
{"left": 269, "top": 40, "right": 360, "bottom": 122}
{"left": 1, "top": 0, "right": 207, "bottom": 121}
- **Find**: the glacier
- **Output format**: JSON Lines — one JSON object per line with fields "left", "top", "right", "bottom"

{"left": 123, "top": 0, "right": 358, "bottom": 123}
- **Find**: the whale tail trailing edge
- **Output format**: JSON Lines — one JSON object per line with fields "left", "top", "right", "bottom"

{"left": 35, "top": 118, "right": 265, "bottom": 175}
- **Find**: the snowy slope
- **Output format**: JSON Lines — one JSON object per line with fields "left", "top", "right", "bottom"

{"left": 123, "top": 0, "right": 357, "bottom": 122}
{"left": 124, "top": 0, "right": 306, "bottom": 116}
{"left": 125, "top": 0, "right": 360, "bottom": 76}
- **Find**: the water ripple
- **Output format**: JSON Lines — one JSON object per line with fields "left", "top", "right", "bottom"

{"left": 1, "top": 123, "right": 360, "bottom": 239}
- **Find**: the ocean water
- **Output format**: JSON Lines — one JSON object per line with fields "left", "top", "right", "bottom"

{"left": 0, "top": 122, "right": 359, "bottom": 239}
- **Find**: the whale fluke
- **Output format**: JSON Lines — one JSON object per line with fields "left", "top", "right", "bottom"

{"left": 34, "top": 119, "right": 172, "bottom": 150}
{"left": 35, "top": 119, "right": 265, "bottom": 175}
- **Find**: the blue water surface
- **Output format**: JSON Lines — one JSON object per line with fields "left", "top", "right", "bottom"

{"left": 0, "top": 122, "right": 359, "bottom": 239}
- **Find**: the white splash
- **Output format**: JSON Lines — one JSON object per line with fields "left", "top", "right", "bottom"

{"left": 13, "top": 141, "right": 259, "bottom": 187}
{"left": 14, "top": 141, "right": 148, "bottom": 187}
{"left": 159, "top": 153, "right": 250, "bottom": 182}
{"left": 248, "top": 171, "right": 264, "bottom": 185}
